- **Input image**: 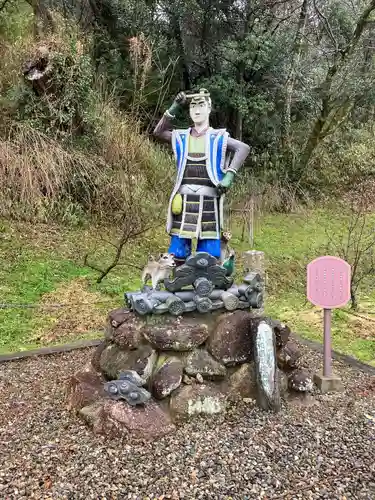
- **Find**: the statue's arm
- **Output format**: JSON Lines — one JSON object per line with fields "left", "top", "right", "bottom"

{"left": 153, "top": 113, "right": 173, "bottom": 143}
{"left": 153, "top": 92, "right": 187, "bottom": 143}
{"left": 226, "top": 137, "right": 250, "bottom": 174}
{"left": 218, "top": 137, "right": 250, "bottom": 192}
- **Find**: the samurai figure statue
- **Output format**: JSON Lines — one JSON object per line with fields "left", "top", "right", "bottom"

{"left": 153, "top": 89, "right": 250, "bottom": 264}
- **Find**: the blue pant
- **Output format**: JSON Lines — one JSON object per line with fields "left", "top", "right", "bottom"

{"left": 168, "top": 235, "right": 221, "bottom": 259}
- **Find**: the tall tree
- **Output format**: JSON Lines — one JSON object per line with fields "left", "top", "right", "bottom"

{"left": 296, "top": 0, "right": 375, "bottom": 181}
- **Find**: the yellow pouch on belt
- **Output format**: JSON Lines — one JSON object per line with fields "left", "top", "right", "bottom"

{"left": 171, "top": 194, "right": 183, "bottom": 215}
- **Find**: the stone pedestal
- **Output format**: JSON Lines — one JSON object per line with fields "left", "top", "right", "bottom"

{"left": 314, "top": 372, "right": 344, "bottom": 393}
{"left": 66, "top": 309, "right": 315, "bottom": 441}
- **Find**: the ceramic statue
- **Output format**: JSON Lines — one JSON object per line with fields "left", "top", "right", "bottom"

{"left": 153, "top": 89, "right": 250, "bottom": 264}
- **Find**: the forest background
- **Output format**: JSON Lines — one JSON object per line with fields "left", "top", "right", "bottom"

{"left": 0, "top": 0, "right": 374, "bottom": 365}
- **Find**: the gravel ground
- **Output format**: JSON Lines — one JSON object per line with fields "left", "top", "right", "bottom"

{"left": 0, "top": 344, "right": 374, "bottom": 499}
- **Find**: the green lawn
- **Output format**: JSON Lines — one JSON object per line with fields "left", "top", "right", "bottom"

{"left": 0, "top": 210, "right": 374, "bottom": 365}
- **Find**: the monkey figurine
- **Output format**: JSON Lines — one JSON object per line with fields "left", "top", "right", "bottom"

{"left": 220, "top": 231, "right": 234, "bottom": 263}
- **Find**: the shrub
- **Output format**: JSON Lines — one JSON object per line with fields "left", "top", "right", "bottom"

{"left": 0, "top": 13, "right": 173, "bottom": 224}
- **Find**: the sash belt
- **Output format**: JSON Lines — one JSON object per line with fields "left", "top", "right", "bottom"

{"left": 179, "top": 184, "right": 218, "bottom": 197}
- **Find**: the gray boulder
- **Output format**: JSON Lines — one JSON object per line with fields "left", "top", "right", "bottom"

{"left": 100, "top": 344, "right": 156, "bottom": 382}
{"left": 151, "top": 356, "right": 183, "bottom": 399}
{"left": 270, "top": 319, "right": 291, "bottom": 348}
{"left": 108, "top": 317, "right": 144, "bottom": 350}
{"left": 185, "top": 349, "right": 226, "bottom": 380}
{"left": 207, "top": 311, "right": 254, "bottom": 366}
{"left": 108, "top": 307, "right": 132, "bottom": 328}
{"left": 80, "top": 399, "right": 175, "bottom": 441}
{"left": 288, "top": 370, "right": 314, "bottom": 393}
{"left": 142, "top": 318, "right": 209, "bottom": 351}
{"left": 277, "top": 340, "right": 301, "bottom": 371}
{"left": 66, "top": 369, "right": 106, "bottom": 412}
{"left": 227, "top": 363, "right": 257, "bottom": 402}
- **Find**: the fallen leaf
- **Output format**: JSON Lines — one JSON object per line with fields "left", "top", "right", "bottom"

{"left": 191, "top": 469, "right": 197, "bottom": 484}
{"left": 44, "top": 477, "right": 52, "bottom": 489}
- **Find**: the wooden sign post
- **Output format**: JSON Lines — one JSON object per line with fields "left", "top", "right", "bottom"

{"left": 307, "top": 256, "right": 350, "bottom": 392}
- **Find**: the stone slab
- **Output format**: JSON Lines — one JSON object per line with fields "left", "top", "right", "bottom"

{"left": 169, "top": 383, "right": 227, "bottom": 420}
{"left": 253, "top": 320, "right": 280, "bottom": 412}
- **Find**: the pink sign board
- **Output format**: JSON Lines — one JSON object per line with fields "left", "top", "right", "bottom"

{"left": 307, "top": 256, "right": 351, "bottom": 309}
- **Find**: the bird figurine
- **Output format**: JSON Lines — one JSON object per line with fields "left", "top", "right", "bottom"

{"left": 222, "top": 250, "right": 235, "bottom": 276}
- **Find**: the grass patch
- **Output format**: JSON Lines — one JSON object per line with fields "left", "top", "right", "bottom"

{"left": 0, "top": 209, "right": 374, "bottom": 366}
{"left": 0, "top": 220, "right": 168, "bottom": 352}
{"left": 232, "top": 207, "right": 375, "bottom": 366}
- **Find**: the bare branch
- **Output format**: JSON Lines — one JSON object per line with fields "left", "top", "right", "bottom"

{"left": 326, "top": 190, "right": 375, "bottom": 309}
{"left": 297, "top": 0, "right": 375, "bottom": 178}
{"left": 313, "top": 0, "right": 339, "bottom": 51}
{"left": 83, "top": 253, "right": 103, "bottom": 274}
{"left": 271, "top": 4, "right": 304, "bottom": 35}
{"left": 83, "top": 222, "right": 155, "bottom": 283}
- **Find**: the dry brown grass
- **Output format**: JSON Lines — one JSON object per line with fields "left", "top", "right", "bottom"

{"left": 0, "top": 123, "right": 101, "bottom": 218}
{"left": 0, "top": 100, "right": 172, "bottom": 223}
{"left": 31, "top": 278, "right": 114, "bottom": 344}
{"left": 0, "top": 35, "right": 32, "bottom": 94}
{"left": 0, "top": 13, "right": 173, "bottom": 224}
{"left": 299, "top": 307, "right": 375, "bottom": 341}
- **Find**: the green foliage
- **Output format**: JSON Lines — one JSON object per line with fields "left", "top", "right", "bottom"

{"left": 10, "top": 35, "right": 96, "bottom": 139}
{"left": 0, "top": 11, "right": 173, "bottom": 224}
{"left": 307, "top": 126, "right": 375, "bottom": 195}
{"left": 0, "top": 0, "right": 33, "bottom": 41}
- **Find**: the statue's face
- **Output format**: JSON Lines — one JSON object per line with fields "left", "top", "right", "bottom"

{"left": 189, "top": 98, "right": 211, "bottom": 126}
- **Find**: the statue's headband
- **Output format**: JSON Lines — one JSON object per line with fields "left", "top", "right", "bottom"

{"left": 187, "top": 89, "right": 211, "bottom": 105}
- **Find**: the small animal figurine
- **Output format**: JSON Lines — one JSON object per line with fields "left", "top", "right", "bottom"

{"left": 220, "top": 230, "right": 233, "bottom": 263}
{"left": 222, "top": 249, "right": 235, "bottom": 276}
{"left": 141, "top": 253, "right": 176, "bottom": 290}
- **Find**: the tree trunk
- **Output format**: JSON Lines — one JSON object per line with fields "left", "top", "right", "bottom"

{"left": 200, "top": 0, "right": 213, "bottom": 79}
{"left": 350, "top": 287, "right": 358, "bottom": 310}
{"left": 25, "top": 0, "right": 55, "bottom": 36}
{"left": 281, "top": 0, "right": 309, "bottom": 149}
{"left": 170, "top": 11, "right": 191, "bottom": 90}
{"left": 296, "top": 101, "right": 330, "bottom": 181}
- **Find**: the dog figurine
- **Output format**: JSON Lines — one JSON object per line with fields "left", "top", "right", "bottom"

{"left": 141, "top": 253, "right": 176, "bottom": 290}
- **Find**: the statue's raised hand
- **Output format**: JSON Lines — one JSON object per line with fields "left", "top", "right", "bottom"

{"left": 174, "top": 91, "right": 187, "bottom": 107}
{"left": 167, "top": 91, "right": 187, "bottom": 118}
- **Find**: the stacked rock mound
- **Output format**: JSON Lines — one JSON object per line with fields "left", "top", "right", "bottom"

{"left": 66, "top": 309, "right": 314, "bottom": 442}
